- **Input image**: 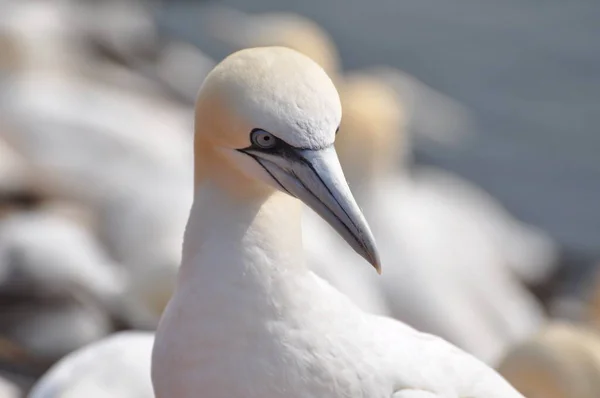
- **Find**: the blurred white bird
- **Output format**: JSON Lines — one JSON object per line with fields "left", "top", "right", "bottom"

{"left": 152, "top": 47, "right": 523, "bottom": 397}
{"left": 0, "top": 1, "right": 218, "bottom": 326}
{"left": 329, "top": 71, "right": 547, "bottom": 365}
{"left": 0, "top": 0, "right": 85, "bottom": 77}
{"left": 0, "top": 74, "right": 193, "bottom": 326}
{"left": 29, "top": 331, "right": 154, "bottom": 398}
{"left": 0, "top": 209, "right": 126, "bottom": 364}
{"left": 302, "top": 75, "right": 397, "bottom": 316}
{"left": 70, "top": 0, "right": 215, "bottom": 104}
{"left": 0, "top": 376, "right": 20, "bottom": 398}
{"left": 198, "top": 5, "right": 341, "bottom": 77}
{"left": 371, "top": 66, "right": 559, "bottom": 286}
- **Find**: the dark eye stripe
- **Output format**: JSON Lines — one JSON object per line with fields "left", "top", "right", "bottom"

{"left": 244, "top": 128, "right": 335, "bottom": 152}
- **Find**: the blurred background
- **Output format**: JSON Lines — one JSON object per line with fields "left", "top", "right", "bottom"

{"left": 0, "top": 0, "right": 599, "bottom": 397}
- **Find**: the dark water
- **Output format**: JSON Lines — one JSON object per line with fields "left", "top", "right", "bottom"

{"left": 159, "top": 0, "right": 600, "bottom": 258}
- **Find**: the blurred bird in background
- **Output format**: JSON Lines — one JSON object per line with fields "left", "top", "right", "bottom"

{"left": 498, "top": 322, "right": 600, "bottom": 398}
{"left": 0, "top": 0, "right": 597, "bottom": 397}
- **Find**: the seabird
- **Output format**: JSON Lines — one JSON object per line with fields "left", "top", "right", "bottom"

{"left": 326, "top": 71, "right": 546, "bottom": 365}
{"left": 29, "top": 331, "right": 155, "bottom": 398}
{"left": 151, "top": 46, "right": 523, "bottom": 398}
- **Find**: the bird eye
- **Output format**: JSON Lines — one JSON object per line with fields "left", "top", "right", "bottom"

{"left": 251, "top": 130, "right": 277, "bottom": 149}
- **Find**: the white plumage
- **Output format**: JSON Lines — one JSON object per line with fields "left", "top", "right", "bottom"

{"left": 302, "top": 71, "right": 544, "bottom": 364}
{"left": 0, "top": 209, "right": 124, "bottom": 363}
{"left": 303, "top": 209, "right": 391, "bottom": 316}
{"left": 1, "top": 68, "right": 193, "bottom": 326}
{"left": 192, "top": 9, "right": 553, "bottom": 363}
{"left": 29, "top": 331, "right": 154, "bottom": 398}
{"left": 151, "top": 47, "right": 523, "bottom": 397}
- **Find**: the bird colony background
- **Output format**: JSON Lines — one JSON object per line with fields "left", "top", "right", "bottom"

{"left": 0, "top": 0, "right": 599, "bottom": 397}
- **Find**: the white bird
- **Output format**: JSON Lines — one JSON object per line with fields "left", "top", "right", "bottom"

{"left": 0, "top": 0, "right": 84, "bottom": 77}
{"left": 370, "top": 66, "right": 559, "bottom": 286}
{"left": 0, "top": 0, "right": 201, "bottom": 326}
{"left": 303, "top": 209, "right": 391, "bottom": 316}
{"left": 0, "top": 65, "right": 194, "bottom": 326}
{"left": 0, "top": 376, "right": 20, "bottom": 398}
{"left": 200, "top": 8, "right": 389, "bottom": 317}
{"left": 152, "top": 46, "right": 523, "bottom": 397}
{"left": 29, "top": 331, "right": 155, "bottom": 398}
{"left": 328, "top": 72, "right": 545, "bottom": 365}
{"left": 302, "top": 74, "right": 398, "bottom": 316}
{"left": 0, "top": 208, "right": 125, "bottom": 365}
{"left": 195, "top": 10, "right": 553, "bottom": 340}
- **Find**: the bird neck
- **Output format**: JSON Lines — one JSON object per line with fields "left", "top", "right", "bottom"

{"left": 181, "top": 145, "right": 306, "bottom": 291}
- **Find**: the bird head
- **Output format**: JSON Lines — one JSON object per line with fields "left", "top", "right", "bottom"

{"left": 193, "top": 46, "right": 380, "bottom": 272}
{"left": 336, "top": 72, "right": 408, "bottom": 186}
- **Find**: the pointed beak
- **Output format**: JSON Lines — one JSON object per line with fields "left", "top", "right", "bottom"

{"left": 242, "top": 145, "right": 381, "bottom": 273}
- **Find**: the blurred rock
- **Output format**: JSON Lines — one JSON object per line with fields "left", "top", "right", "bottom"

{"left": 498, "top": 322, "right": 600, "bottom": 398}
{"left": 29, "top": 331, "right": 154, "bottom": 398}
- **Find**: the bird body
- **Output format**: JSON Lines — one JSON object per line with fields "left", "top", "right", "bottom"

{"left": 154, "top": 181, "right": 522, "bottom": 397}
{"left": 152, "top": 47, "right": 523, "bottom": 398}
{"left": 0, "top": 72, "right": 193, "bottom": 326}
{"left": 29, "top": 331, "right": 154, "bottom": 398}
{"left": 0, "top": 210, "right": 124, "bottom": 364}
{"left": 326, "top": 71, "right": 546, "bottom": 364}
{"left": 366, "top": 176, "right": 545, "bottom": 362}
{"left": 303, "top": 208, "right": 391, "bottom": 316}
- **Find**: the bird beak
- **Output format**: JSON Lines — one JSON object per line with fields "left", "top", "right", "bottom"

{"left": 243, "top": 145, "right": 381, "bottom": 273}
